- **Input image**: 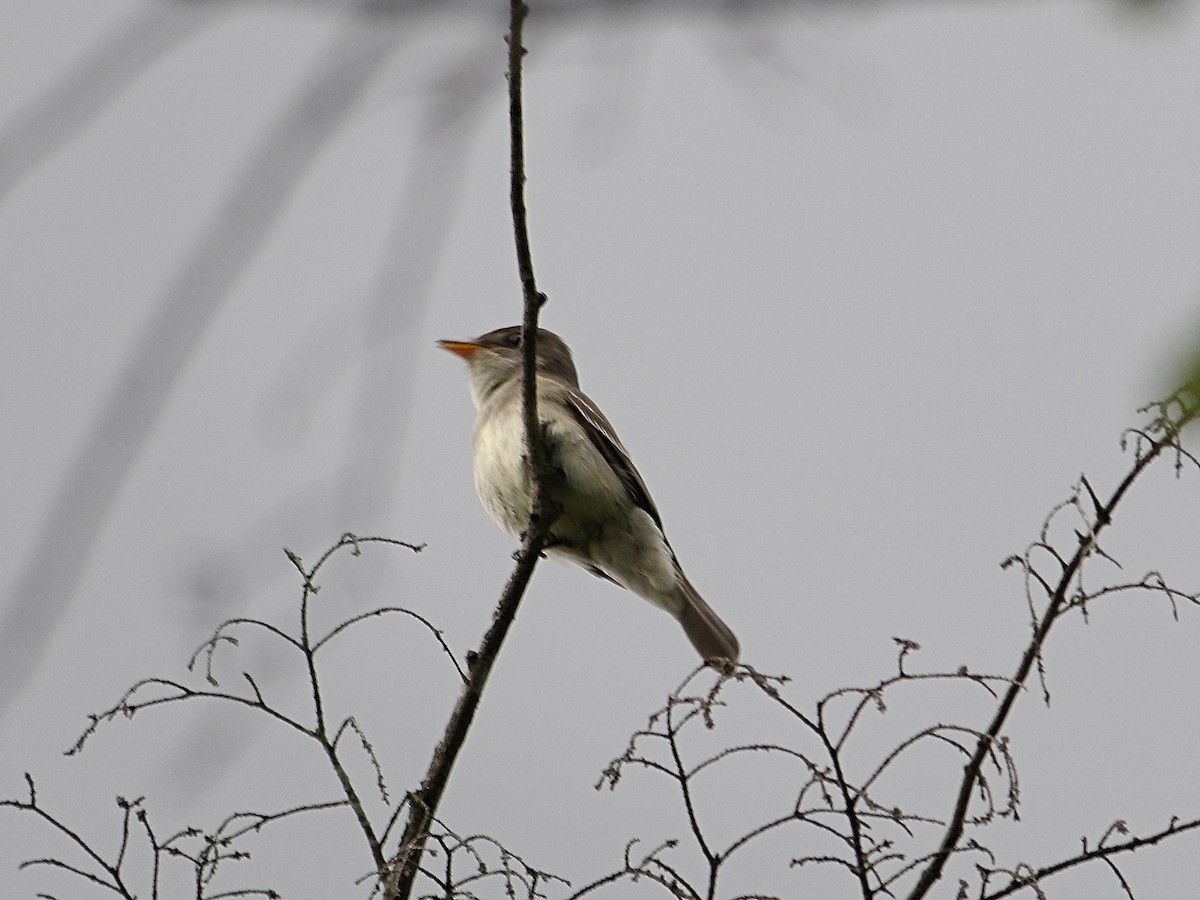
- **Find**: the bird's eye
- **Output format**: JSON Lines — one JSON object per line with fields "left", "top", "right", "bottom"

{"left": 504, "top": 332, "right": 522, "bottom": 348}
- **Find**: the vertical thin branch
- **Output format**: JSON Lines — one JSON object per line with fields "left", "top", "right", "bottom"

{"left": 818, "top": 728, "right": 874, "bottom": 898}
{"left": 385, "top": 3, "right": 554, "bottom": 898}
{"left": 293, "top": 552, "right": 388, "bottom": 872}
{"left": 507, "top": 0, "right": 549, "bottom": 463}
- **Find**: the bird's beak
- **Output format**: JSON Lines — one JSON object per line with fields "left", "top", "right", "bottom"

{"left": 438, "top": 339, "right": 485, "bottom": 360}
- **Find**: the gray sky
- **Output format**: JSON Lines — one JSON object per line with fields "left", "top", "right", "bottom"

{"left": 2, "top": 1, "right": 1200, "bottom": 897}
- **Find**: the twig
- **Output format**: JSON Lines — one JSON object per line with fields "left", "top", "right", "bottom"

{"left": 384, "top": 3, "right": 556, "bottom": 896}
{"left": 905, "top": 399, "right": 1196, "bottom": 899}
{"left": 981, "top": 817, "right": 1200, "bottom": 899}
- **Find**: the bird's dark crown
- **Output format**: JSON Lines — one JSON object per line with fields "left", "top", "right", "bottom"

{"left": 475, "top": 326, "right": 580, "bottom": 387}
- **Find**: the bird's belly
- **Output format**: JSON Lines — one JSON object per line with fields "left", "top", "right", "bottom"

{"left": 472, "top": 399, "right": 681, "bottom": 612}
{"left": 472, "top": 406, "right": 533, "bottom": 536}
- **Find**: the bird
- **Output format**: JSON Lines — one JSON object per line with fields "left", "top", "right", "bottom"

{"left": 439, "top": 325, "right": 740, "bottom": 668}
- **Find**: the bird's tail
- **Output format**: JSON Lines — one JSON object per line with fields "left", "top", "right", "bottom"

{"left": 676, "top": 574, "right": 740, "bottom": 670}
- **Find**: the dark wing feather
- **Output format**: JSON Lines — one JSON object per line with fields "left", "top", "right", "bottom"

{"left": 562, "top": 386, "right": 665, "bottom": 532}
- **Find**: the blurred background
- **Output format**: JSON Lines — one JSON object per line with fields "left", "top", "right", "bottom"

{"left": 2, "top": 0, "right": 1199, "bottom": 896}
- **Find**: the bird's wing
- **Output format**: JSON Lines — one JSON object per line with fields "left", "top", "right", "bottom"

{"left": 561, "top": 385, "right": 665, "bottom": 532}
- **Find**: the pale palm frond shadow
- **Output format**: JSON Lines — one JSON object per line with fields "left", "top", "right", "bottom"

{"left": 0, "top": 7, "right": 405, "bottom": 713}
{"left": 157, "top": 30, "right": 504, "bottom": 789}
{"left": 0, "top": 1, "right": 228, "bottom": 203}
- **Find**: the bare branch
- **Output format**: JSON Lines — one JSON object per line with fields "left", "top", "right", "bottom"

{"left": 67, "top": 677, "right": 312, "bottom": 756}
{"left": 905, "top": 395, "right": 1198, "bottom": 899}
{"left": 981, "top": 817, "right": 1200, "bottom": 899}
{"left": 384, "top": 5, "right": 558, "bottom": 897}
{"left": 313, "top": 606, "right": 467, "bottom": 683}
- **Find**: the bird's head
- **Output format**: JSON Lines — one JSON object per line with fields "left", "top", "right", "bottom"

{"left": 438, "top": 326, "right": 580, "bottom": 407}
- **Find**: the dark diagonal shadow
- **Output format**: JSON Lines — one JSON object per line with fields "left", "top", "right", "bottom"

{"left": 153, "top": 29, "right": 509, "bottom": 793}
{"left": 337, "top": 29, "right": 503, "bottom": 527}
{"left": 0, "top": 0, "right": 231, "bottom": 203}
{"left": 0, "top": 12, "right": 404, "bottom": 714}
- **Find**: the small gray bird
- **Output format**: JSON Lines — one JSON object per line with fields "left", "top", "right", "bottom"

{"left": 439, "top": 326, "right": 740, "bottom": 668}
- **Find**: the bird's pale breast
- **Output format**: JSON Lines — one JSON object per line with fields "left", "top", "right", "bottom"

{"left": 473, "top": 379, "right": 681, "bottom": 612}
